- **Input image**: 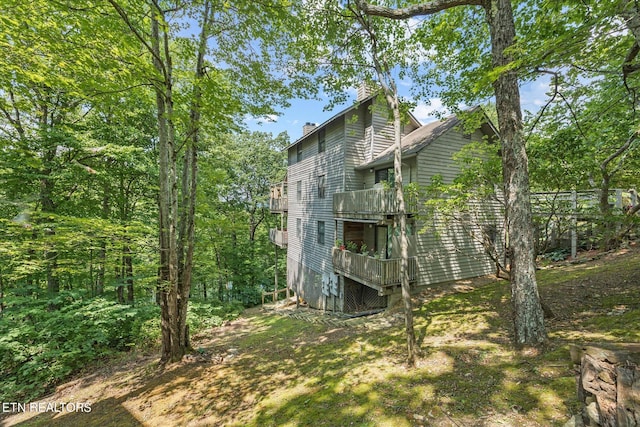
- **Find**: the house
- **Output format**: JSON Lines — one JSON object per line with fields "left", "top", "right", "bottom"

{"left": 269, "top": 89, "right": 501, "bottom": 313}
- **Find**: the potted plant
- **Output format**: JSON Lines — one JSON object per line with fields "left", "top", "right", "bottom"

{"left": 346, "top": 241, "right": 358, "bottom": 252}
{"left": 335, "top": 239, "right": 345, "bottom": 250}
{"left": 360, "top": 243, "right": 368, "bottom": 255}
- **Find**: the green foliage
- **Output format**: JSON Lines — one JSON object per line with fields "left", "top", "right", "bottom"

{"left": 411, "top": 6, "right": 493, "bottom": 111}
{"left": 0, "top": 293, "right": 160, "bottom": 402}
{"left": 526, "top": 73, "right": 640, "bottom": 193}
{"left": 540, "top": 248, "right": 570, "bottom": 262}
{"left": 423, "top": 139, "right": 503, "bottom": 221}
{"left": 0, "top": 291, "right": 247, "bottom": 402}
{"left": 188, "top": 300, "right": 244, "bottom": 331}
{"left": 193, "top": 131, "right": 289, "bottom": 306}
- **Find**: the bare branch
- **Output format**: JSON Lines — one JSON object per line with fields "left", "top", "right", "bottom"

{"left": 525, "top": 68, "right": 560, "bottom": 138}
{"left": 355, "top": 0, "right": 484, "bottom": 19}
{"left": 107, "top": 0, "right": 167, "bottom": 82}
{"left": 600, "top": 131, "right": 639, "bottom": 177}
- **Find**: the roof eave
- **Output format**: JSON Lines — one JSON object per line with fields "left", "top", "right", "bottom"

{"left": 283, "top": 93, "right": 378, "bottom": 152}
{"left": 355, "top": 152, "right": 418, "bottom": 171}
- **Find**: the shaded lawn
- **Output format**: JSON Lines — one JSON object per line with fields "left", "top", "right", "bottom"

{"left": 3, "top": 248, "right": 639, "bottom": 427}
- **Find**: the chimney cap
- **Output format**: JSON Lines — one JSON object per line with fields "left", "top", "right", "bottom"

{"left": 302, "top": 122, "right": 318, "bottom": 136}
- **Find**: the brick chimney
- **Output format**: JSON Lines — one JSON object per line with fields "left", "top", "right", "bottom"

{"left": 302, "top": 122, "right": 317, "bottom": 136}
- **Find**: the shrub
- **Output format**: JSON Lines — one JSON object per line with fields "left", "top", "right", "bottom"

{"left": 188, "top": 299, "right": 244, "bottom": 333}
{"left": 0, "top": 293, "right": 159, "bottom": 402}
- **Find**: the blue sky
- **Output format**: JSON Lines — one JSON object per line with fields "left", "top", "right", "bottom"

{"left": 245, "top": 77, "right": 552, "bottom": 143}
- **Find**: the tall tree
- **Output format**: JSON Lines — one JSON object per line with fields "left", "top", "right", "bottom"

{"left": 356, "top": 0, "right": 546, "bottom": 346}
{"left": 108, "top": 0, "right": 303, "bottom": 362}
{"left": 295, "top": 1, "right": 419, "bottom": 363}
{"left": 106, "top": 0, "right": 217, "bottom": 362}
{"left": 519, "top": 0, "right": 640, "bottom": 247}
{"left": 349, "top": 3, "right": 418, "bottom": 366}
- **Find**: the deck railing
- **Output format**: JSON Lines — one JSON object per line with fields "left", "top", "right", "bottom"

{"left": 333, "top": 187, "right": 417, "bottom": 217}
{"left": 269, "top": 229, "right": 288, "bottom": 247}
{"left": 332, "top": 248, "right": 416, "bottom": 287}
{"left": 269, "top": 182, "right": 288, "bottom": 212}
{"left": 269, "top": 198, "right": 288, "bottom": 212}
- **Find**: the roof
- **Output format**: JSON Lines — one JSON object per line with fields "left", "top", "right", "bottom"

{"left": 285, "top": 93, "right": 422, "bottom": 151}
{"left": 355, "top": 107, "right": 498, "bottom": 170}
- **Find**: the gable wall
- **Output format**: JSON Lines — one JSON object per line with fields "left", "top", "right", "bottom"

{"left": 413, "top": 127, "right": 498, "bottom": 286}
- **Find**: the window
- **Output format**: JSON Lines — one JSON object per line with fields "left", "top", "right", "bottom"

{"left": 296, "top": 180, "right": 302, "bottom": 201}
{"left": 296, "top": 218, "right": 301, "bottom": 239}
{"left": 318, "top": 129, "right": 326, "bottom": 153}
{"left": 317, "top": 175, "right": 326, "bottom": 199}
{"left": 375, "top": 167, "right": 395, "bottom": 185}
{"left": 317, "top": 221, "right": 325, "bottom": 245}
{"left": 297, "top": 144, "right": 303, "bottom": 162}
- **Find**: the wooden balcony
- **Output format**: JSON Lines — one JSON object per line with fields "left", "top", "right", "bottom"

{"left": 269, "top": 182, "right": 288, "bottom": 212}
{"left": 269, "top": 229, "right": 288, "bottom": 248}
{"left": 333, "top": 187, "right": 417, "bottom": 220}
{"left": 332, "top": 248, "right": 417, "bottom": 295}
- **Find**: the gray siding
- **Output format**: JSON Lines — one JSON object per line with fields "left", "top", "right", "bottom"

{"left": 344, "top": 99, "right": 411, "bottom": 191}
{"left": 344, "top": 106, "right": 366, "bottom": 191}
{"left": 417, "top": 128, "right": 485, "bottom": 185}
{"left": 287, "top": 118, "right": 345, "bottom": 310}
{"left": 283, "top": 102, "right": 498, "bottom": 310}
{"left": 371, "top": 103, "right": 394, "bottom": 159}
{"left": 413, "top": 127, "right": 498, "bottom": 287}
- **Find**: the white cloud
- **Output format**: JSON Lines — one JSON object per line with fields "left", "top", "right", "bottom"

{"left": 244, "top": 114, "right": 279, "bottom": 125}
{"left": 520, "top": 75, "right": 552, "bottom": 113}
{"left": 411, "top": 98, "right": 448, "bottom": 123}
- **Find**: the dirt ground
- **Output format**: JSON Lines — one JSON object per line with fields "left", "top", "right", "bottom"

{"left": 2, "top": 246, "right": 639, "bottom": 427}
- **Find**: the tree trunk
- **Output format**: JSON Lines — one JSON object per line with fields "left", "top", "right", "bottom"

{"left": 393, "top": 104, "right": 417, "bottom": 366}
{"left": 97, "top": 185, "right": 109, "bottom": 296}
{"left": 149, "top": 1, "right": 211, "bottom": 363}
{"left": 124, "top": 243, "right": 134, "bottom": 304}
{"left": 176, "top": 0, "right": 212, "bottom": 356}
{"left": 596, "top": 131, "right": 639, "bottom": 250}
{"left": 41, "top": 147, "right": 59, "bottom": 296}
{"left": 357, "top": 0, "right": 547, "bottom": 348}
{"left": 150, "top": 9, "right": 183, "bottom": 363}
{"left": 97, "top": 239, "right": 106, "bottom": 296}
{"left": 599, "top": 175, "right": 617, "bottom": 250}
{"left": 351, "top": 4, "right": 418, "bottom": 365}
{"left": 485, "top": 0, "right": 545, "bottom": 346}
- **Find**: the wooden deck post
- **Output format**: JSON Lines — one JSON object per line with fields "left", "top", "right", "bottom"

{"left": 274, "top": 245, "right": 278, "bottom": 304}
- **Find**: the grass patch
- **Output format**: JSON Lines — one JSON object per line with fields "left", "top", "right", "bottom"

{"left": 5, "top": 248, "right": 639, "bottom": 427}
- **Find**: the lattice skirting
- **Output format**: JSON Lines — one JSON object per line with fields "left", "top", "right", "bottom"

{"left": 343, "top": 278, "right": 387, "bottom": 313}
